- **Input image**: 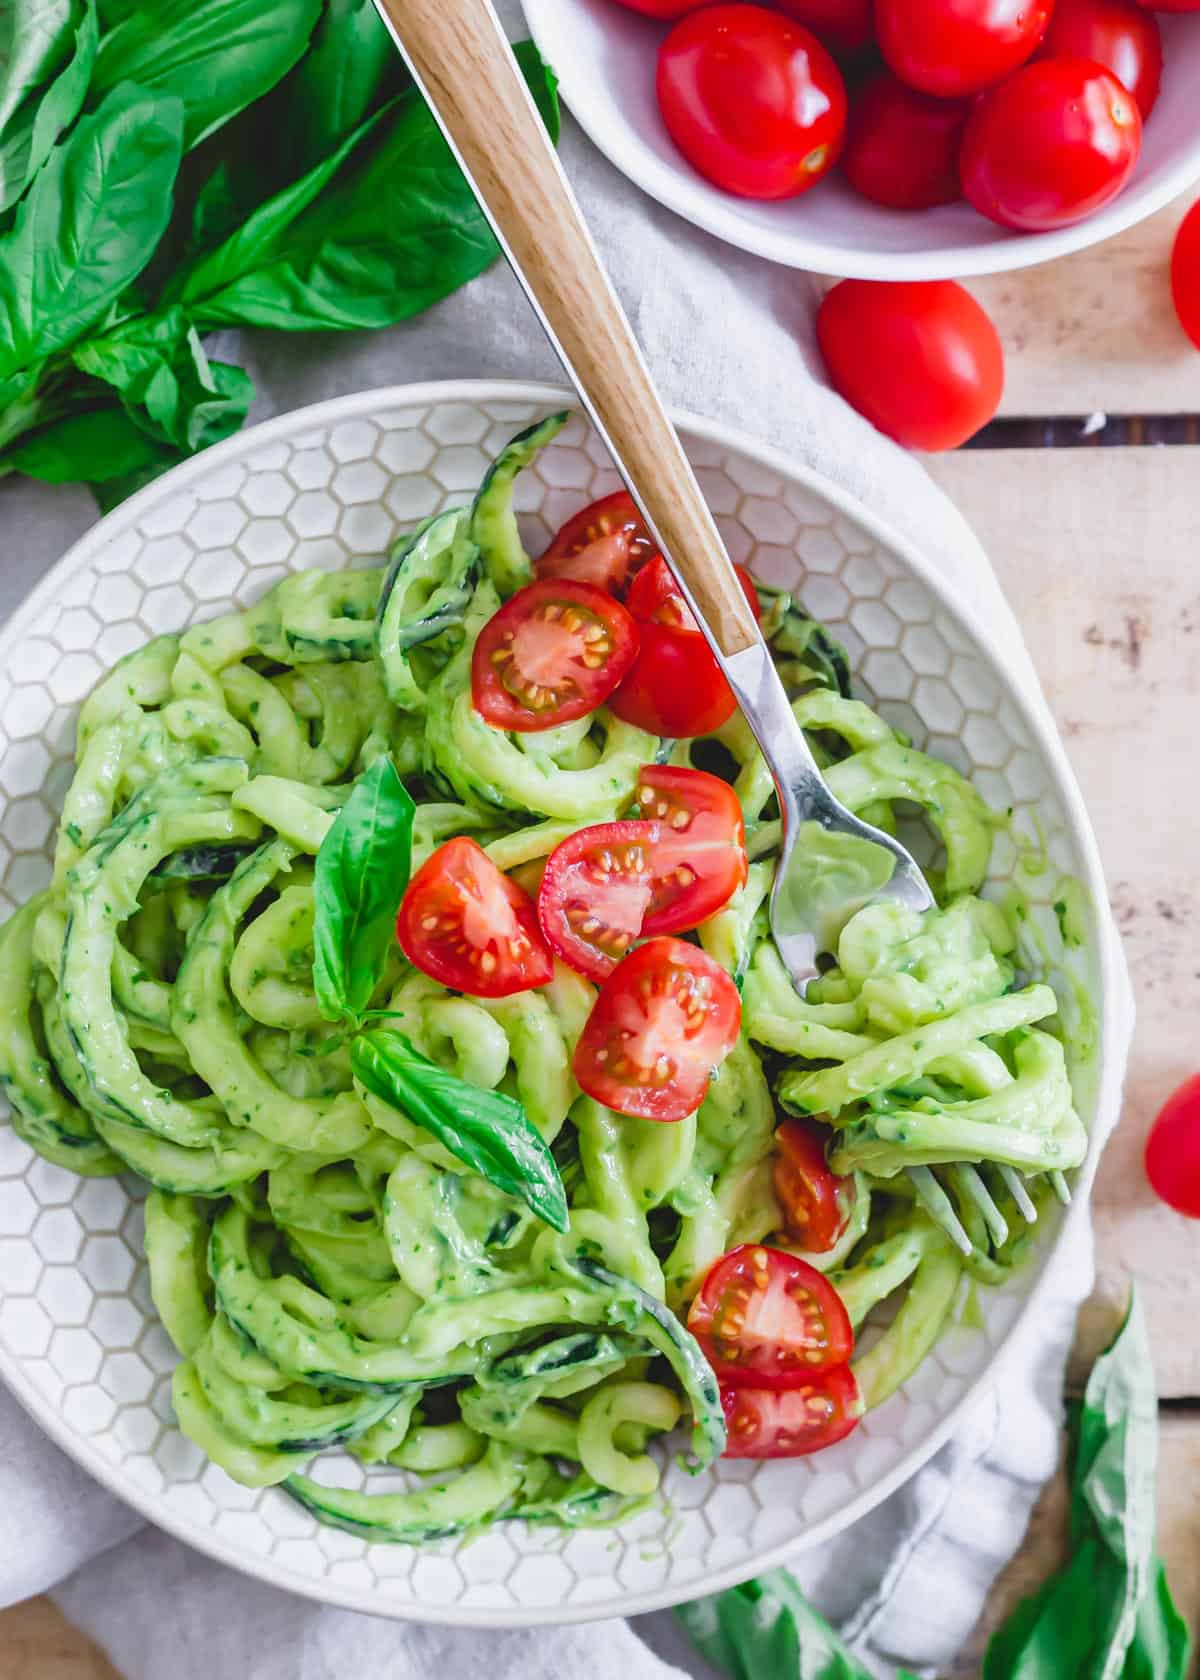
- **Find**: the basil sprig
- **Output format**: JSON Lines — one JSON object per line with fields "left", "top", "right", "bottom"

{"left": 350, "top": 1029, "right": 568, "bottom": 1235}
{"left": 312, "top": 755, "right": 414, "bottom": 1028}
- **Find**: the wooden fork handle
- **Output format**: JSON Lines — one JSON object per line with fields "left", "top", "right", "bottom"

{"left": 373, "top": 0, "right": 761, "bottom": 656}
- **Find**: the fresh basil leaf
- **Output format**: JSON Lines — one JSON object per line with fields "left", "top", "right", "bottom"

{"left": 312, "top": 755, "right": 414, "bottom": 1026}
{"left": 91, "top": 443, "right": 186, "bottom": 512}
{"left": 0, "top": 0, "right": 98, "bottom": 216}
{"left": 72, "top": 306, "right": 255, "bottom": 451}
{"left": 170, "top": 42, "right": 558, "bottom": 333}
{"left": 266, "top": 0, "right": 404, "bottom": 180}
{"left": 0, "top": 0, "right": 75, "bottom": 138}
{"left": 5, "top": 404, "right": 170, "bottom": 483}
{"left": 90, "top": 0, "right": 323, "bottom": 151}
{"left": 351, "top": 1029, "right": 568, "bottom": 1234}
{"left": 0, "top": 84, "right": 185, "bottom": 381}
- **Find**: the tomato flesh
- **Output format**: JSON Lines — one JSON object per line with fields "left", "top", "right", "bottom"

{"left": 1036, "top": 0, "right": 1162, "bottom": 118}
{"left": 688, "top": 1244, "right": 854, "bottom": 1388}
{"left": 396, "top": 837, "right": 553, "bottom": 999}
{"left": 537, "top": 821, "right": 658, "bottom": 982}
{"left": 634, "top": 764, "right": 747, "bottom": 936}
{"left": 721, "top": 1367, "right": 864, "bottom": 1458}
{"left": 960, "top": 61, "right": 1142, "bottom": 234}
{"left": 842, "top": 71, "right": 970, "bottom": 211}
{"left": 817, "top": 280, "right": 1004, "bottom": 452}
{"left": 537, "top": 491, "right": 659, "bottom": 597}
{"left": 471, "top": 579, "right": 639, "bottom": 732}
{"left": 773, "top": 1119, "right": 853, "bottom": 1252}
{"left": 656, "top": 5, "right": 847, "bottom": 201}
{"left": 1171, "top": 200, "right": 1200, "bottom": 352}
{"left": 573, "top": 937, "right": 741, "bottom": 1121}
{"left": 1145, "top": 1074, "right": 1200, "bottom": 1218}
{"left": 876, "top": 0, "right": 1053, "bottom": 97}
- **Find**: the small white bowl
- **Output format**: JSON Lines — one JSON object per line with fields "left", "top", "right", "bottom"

{"left": 524, "top": 0, "right": 1200, "bottom": 280}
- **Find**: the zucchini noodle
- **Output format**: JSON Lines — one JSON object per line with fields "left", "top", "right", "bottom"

{"left": 0, "top": 414, "right": 1088, "bottom": 1544}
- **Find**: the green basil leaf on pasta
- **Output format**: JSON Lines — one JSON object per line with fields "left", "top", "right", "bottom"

{"left": 312, "top": 755, "right": 414, "bottom": 1026}
{"left": 350, "top": 1029, "right": 568, "bottom": 1234}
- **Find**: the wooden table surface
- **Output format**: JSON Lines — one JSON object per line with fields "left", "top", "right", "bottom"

{"left": 2, "top": 198, "right": 1198, "bottom": 1679}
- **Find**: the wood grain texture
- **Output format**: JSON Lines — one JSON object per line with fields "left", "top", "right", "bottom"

{"left": 0, "top": 1596, "right": 119, "bottom": 1680}
{"left": 372, "top": 0, "right": 760, "bottom": 653}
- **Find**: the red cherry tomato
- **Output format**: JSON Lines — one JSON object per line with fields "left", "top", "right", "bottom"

{"left": 573, "top": 937, "right": 741, "bottom": 1121}
{"left": 626, "top": 555, "right": 760, "bottom": 631}
{"left": 816, "top": 280, "right": 1004, "bottom": 452}
{"left": 876, "top": 0, "right": 1052, "bottom": 96}
{"left": 609, "top": 0, "right": 711, "bottom": 13}
{"left": 1145, "top": 1074, "right": 1200, "bottom": 1217}
{"left": 470, "top": 579, "right": 639, "bottom": 733}
{"left": 608, "top": 623, "right": 739, "bottom": 736}
{"left": 769, "top": 0, "right": 875, "bottom": 54}
{"left": 1036, "top": 0, "right": 1162, "bottom": 118}
{"left": 634, "top": 765, "right": 748, "bottom": 935}
{"left": 396, "top": 837, "right": 553, "bottom": 999}
{"left": 1171, "top": 200, "right": 1200, "bottom": 351}
{"left": 688, "top": 1244, "right": 854, "bottom": 1389}
{"left": 537, "top": 491, "right": 659, "bottom": 596}
{"left": 1132, "top": 0, "right": 1200, "bottom": 10}
{"left": 773, "top": 1119, "right": 854, "bottom": 1251}
{"left": 721, "top": 1366, "right": 863, "bottom": 1457}
{"left": 656, "top": 5, "right": 847, "bottom": 201}
{"left": 841, "top": 71, "right": 970, "bottom": 210}
{"left": 960, "top": 61, "right": 1142, "bottom": 233}
{"left": 537, "top": 821, "right": 657, "bottom": 981}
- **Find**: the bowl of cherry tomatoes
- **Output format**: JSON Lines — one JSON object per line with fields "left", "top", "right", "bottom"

{"left": 522, "top": 0, "right": 1200, "bottom": 278}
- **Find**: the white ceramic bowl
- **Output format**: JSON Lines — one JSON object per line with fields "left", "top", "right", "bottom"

{"left": 524, "top": 0, "right": 1200, "bottom": 280}
{"left": 0, "top": 381, "right": 1121, "bottom": 1624}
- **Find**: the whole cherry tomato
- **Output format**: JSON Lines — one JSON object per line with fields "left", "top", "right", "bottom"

{"left": 841, "top": 71, "right": 970, "bottom": 210}
{"left": 770, "top": 0, "right": 875, "bottom": 54}
{"left": 1171, "top": 199, "right": 1200, "bottom": 351}
{"left": 656, "top": 4, "right": 847, "bottom": 200}
{"left": 960, "top": 60, "right": 1142, "bottom": 233}
{"left": 876, "top": 0, "right": 1052, "bottom": 97}
{"left": 1036, "top": 0, "right": 1162, "bottom": 118}
{"left": 1132, "top": 0, "right": 1200, "bottom": 10}
{"left": 609, "top": 0, "right": 712, "bottom": 15}
{"left": 1145, "top": 1074, "right": 1200, "bottom": 1217}
{"left": 816, "top": 280, "right": 1004, "bottom": 451}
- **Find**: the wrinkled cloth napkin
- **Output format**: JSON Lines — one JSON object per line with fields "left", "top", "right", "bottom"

{"left": 0, "top": 3, "right": 1132, "bottom": 1674}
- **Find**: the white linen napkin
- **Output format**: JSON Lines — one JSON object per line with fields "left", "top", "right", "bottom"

{"left": 0, "top": 3, "right": 1132, "bottom": 1672}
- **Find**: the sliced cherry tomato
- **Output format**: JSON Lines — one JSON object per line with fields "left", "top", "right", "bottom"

{"left": 817, "top": 280, "right": 1004, "bottom": 452}
{"left": 688, "top": 1244, "right": 854, "bottom": 1388}
{"left": 770, "top": 0, "right": 875, "bottom": 55}
{"left": 960, "top": 61, "right": 1142, "bottom": 234}
{"left": 573, "top": 937, "right": 741, "bottom": 1121}
{"left": 773, "top": 1119, "right": 853, "bottom": 1252}
{"left": 1036, "top": 0, "right": 1162, "bottom": 118}
{"left": 656, "top": 5, "right": 847, "bottom": 201}
{"left": 396, "top": 837, "right": 553, "bottom": 999}
{"left": 720, "top": 1368, "right": 864, "bottom": 1458}
{"left": 1145, "top": 1074, "right": 1200, "bottom": 1217}
{"left": 471, "top": 579, "right": 639, "bottom": 733}
{"left": 876, "top": 0, "right": 1052, "bottom": 96}
{"left": 537, "top": 821, "right": 659, "bottom": 982}
{"left": 537, "top": 491, "right": 659, "bottom": 596}
{"left": 1171, "top": 200, "right": 1200, "bottom": 352}
{"left": 626, "top": 555, "right": 760, "bottom": 632}
{"left": 841, "top": 71, "right": 970, "bottom": 211}
{"left": 634, "top": 764, "right": 747, "bottom": 935}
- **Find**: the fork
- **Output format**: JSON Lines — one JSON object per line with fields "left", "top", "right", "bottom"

{"left": 371, "top": 0, "right": 1052, "bottom": 1251}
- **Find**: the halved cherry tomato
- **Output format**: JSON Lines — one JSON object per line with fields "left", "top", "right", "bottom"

{"left": 537, "top": 821, "right": 658, "bottom": 981}
{"left": 536, "top": 491, "right": 659, "bottom": 596}
{"left": 1036, "top": 0, "right": 1162, "bottom": 119}
{"left": 573, "top": 937, "right": 741, "bottom": 1121}
{"left": 1145, "top": 1074, "right": 1200, "bottom": 1217}
{"left": 396, "top": 837, "right": 553, "bottom": 998}
{"left": 960, "top": 61, "right": 1142, "bottom": 234}
{"left": 876, "top": 0, "right": 1052, "bottom": 97}
{"left": 688, "top": 1244, "right": 854, "bottom": 1388}
{"left": 841, "top": 71, "right": 970, "bottom": 210}
{"left": 471, "top": 579, "right": 639, "bottom": 733}
{"left": 635, "top": 764, "right": 747, "bottom": 935}
{"left": 773, "top": 1119, "right": 853, "bottom": 1252}
{"left": 626, "top": 555, "right": 760, "bottom": 632}
{"left": 657, "top": 6, "right": 847, "bottom": 201}
{"left": 1171, "top": 200, "right": 1200, "bottom": 352}
{"left": 771, "top": 0, "right": 875, "bottom": 55}
{"left": 720, "top": 1367, "right": 864, "bottom": 1458}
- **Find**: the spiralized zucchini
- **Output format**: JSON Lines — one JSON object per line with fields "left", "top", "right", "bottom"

{"left": 0, "top": 416, "right": 1088, "bottom": 1545}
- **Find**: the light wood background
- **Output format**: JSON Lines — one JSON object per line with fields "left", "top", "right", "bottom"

{"left": 2, "top": 199, "right": 1198, "bottom": 1679}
